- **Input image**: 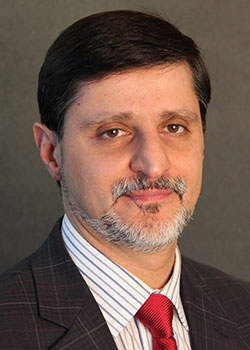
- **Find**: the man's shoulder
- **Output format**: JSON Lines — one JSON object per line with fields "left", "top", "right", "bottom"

{"left": 0, "top": 251, "right": 33, "bottom": 280}
{"left": 181, "top": 254, "right": 250, "bottom": 290}
{"left": 181, "top": 255, "right": 250, "bottom": 330}
{"left": 0, "top": 253, "right": 37, "bottom": 305}
{"left": 0, "top": 219, "right": 79, "bottom": 348}
{"left": 0, "top": 218, "right": 63, "bottom": 296}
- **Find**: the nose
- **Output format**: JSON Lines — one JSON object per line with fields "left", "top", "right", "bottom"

{"left": 130, "top": 132, "right": 171, "bottom": 179}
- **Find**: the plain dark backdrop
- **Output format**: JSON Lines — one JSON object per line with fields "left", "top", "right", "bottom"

{"left": 0, "top": 0, "right": 249, "bottom": 280}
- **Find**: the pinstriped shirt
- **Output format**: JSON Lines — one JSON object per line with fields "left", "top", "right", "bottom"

{"left": 62, "top": 214, "right": 191, "bottom": 350}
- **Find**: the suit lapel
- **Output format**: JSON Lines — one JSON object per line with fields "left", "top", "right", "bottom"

{"left": 31, "top": 219, "right": 117, "bottom": 350}
{"left": 181, "top": 256, "right": 238, "bottom": 350}
{"left": 51, "top": 293, "right": 117, "bottom": 350}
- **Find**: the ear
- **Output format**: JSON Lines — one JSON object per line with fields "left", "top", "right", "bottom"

{"left": 33, "top": 122, "right": 62, "bottom": 180}
{"left": 202, "top": 130, "right": 205, "bottom": 161}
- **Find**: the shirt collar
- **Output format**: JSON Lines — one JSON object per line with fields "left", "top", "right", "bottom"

{"left": 62, "top": 214, "right": 189, "bottom": 337}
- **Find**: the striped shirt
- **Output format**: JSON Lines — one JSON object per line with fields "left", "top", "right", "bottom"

{"left": 62, "top": 214, "right": 191, "bottom": 350}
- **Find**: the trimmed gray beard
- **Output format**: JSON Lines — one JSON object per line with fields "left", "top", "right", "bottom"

{"left": 61, "top": 169, "right": 193, "bottom": 253}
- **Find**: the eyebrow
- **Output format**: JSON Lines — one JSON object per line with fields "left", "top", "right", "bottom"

{"left": 78, "top": 110, "right": 199, "bottom": 129}
{"left": 78, "top": 112, "right": 133, "bottom": 129}
{"left": 160, "top": 110, "right": 199, "bottom": 123}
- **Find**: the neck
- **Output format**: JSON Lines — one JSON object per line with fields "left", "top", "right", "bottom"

{"left": 66, "top": 211, "right": 177, "bottom": 289}
{"left": 113, "top": 243, "right": 177, "bottom": 289}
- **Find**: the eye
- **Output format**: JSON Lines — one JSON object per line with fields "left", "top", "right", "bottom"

{"left": 102, "top": 128, "right": 127, "bottom": 138}
{"left": 164, "top": 124, "right": 185, "bottom": 134}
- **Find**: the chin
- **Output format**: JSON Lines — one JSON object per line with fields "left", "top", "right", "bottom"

{"left": 81, "top": 205, "right": 193, "bottom": 253}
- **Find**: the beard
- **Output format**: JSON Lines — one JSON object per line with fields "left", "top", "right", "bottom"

{"left": 61, "top": 167, "right": 193, "bottom": 253}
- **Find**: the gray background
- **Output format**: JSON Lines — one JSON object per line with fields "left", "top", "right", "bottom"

{"left": 0, "top": 0, "right": 249, "bottom": 280}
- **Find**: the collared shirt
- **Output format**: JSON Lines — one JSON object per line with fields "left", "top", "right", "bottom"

{"left": 62, "top": 214, "right": 191, "bottom": 350}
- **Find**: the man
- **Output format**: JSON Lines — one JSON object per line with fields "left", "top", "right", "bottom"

{"left": 0, "top": 10, "right": 249, "bottom": 350}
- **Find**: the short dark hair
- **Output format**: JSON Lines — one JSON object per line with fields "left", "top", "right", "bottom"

{"left": 38, "top": 10, "right": 211, "bottom": 139}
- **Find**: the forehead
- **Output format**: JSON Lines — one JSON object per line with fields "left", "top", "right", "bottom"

{"left": 64, "top": 63, "right": 200, "bottom": 127}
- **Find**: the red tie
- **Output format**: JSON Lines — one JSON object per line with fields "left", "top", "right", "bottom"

{"left": 135, "top": 294, "right": 177, "bottom": 350}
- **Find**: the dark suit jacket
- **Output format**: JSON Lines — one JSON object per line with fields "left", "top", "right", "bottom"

{"left": 0, "top": 219, "right": 249, "bottom": 349}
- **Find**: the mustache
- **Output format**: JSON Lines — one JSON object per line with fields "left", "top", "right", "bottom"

{"left": 112, "top": 175, "right": 187, "bottom": 201}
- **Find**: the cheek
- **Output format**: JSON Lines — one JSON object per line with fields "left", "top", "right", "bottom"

{"left": 171, "top": 143, "right": 204, "bottom": 204}
{"left": 184, "top": 152, "right": 204, "bottom": 206}
{"left": 64, "top": 149, "right": 127, "bottom": 214}
{"left": 87, "top": 148, "right": 130, "bottom": 182}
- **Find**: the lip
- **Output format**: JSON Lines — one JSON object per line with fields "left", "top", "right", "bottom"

{"left": 126, "top": 189, "right": 173, "bottom": 202}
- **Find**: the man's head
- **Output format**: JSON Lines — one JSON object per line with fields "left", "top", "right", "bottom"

{"left": 34, "top": 10, "right": 211, "bottom": 253}
{"left": 37, "top": 10, "right": 210, "bottom": 140}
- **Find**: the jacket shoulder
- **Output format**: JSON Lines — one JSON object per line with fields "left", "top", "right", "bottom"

{"left": 181, "top": 256, "right": 250, "bottom": 327}
{"left": 0, "top": 253, "right": 36, "bottom": 301}
{"left": 0, "top": 220, "right": 68, "bottom": 348}
{"left": 182, "top": 255, "right": 250, "bottom": 289}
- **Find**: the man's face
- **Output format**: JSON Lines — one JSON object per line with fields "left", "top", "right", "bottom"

{"left": 60, "top": 63, "right": 204, "bottom": 250}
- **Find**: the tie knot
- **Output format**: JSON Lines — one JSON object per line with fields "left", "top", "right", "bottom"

{"left": 135, "top": 294, "right": 177, "bottom": 349}
{"left": 135, "top": 294, "right": 174, "bottom": 339}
